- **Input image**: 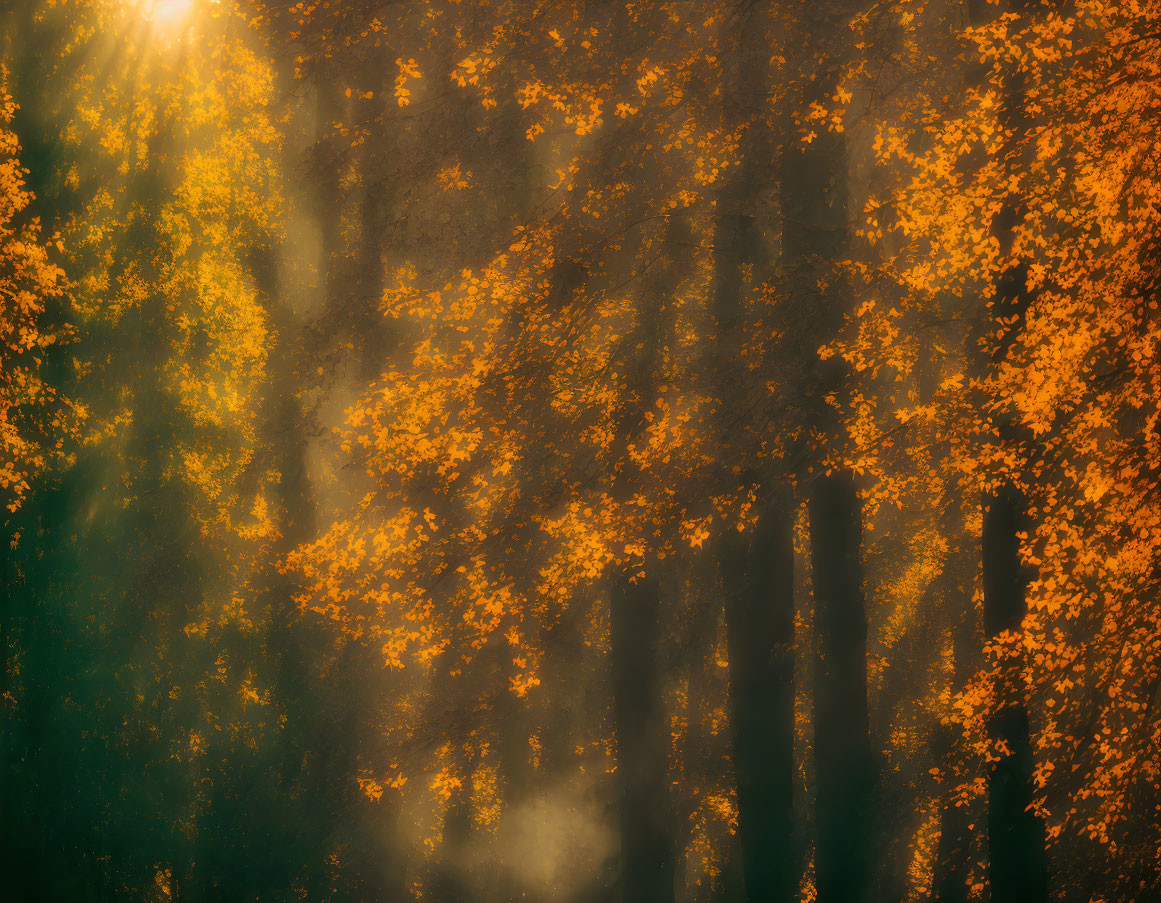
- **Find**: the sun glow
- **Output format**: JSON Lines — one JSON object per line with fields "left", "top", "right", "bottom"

{"left": 141, "top": 0, "right": 196, "bottom": 30}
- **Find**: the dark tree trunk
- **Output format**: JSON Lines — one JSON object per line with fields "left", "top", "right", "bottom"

{"left": 537, "top": 603, "right": 587, "bottom": 777}
{"left": 809, "top": 471, "right": 874, "bottom": 903}
{"left": 778, "top": 32, "right": 874, "bottom": 898}
{"left": 601, "top": 199, "right": 690, "bottom": 903}
{"left": 712, "top": 5, "right": 797, "bottom": 898}
{"left": 610, "top": 572, "right": 676, "bottom": 903}
{"left": 982, "top": 485, "right": 1049, "bottom": 903}
{"left": 430, "top": 745, "right": 476, "bottom": 903}
{"left": 312, "top": 76, "right": 346, "bottom": 277}
{"left": 721, "top": 490, "right": 796, "bottom": 903}
{"left": 351, "top": 62, "right": 393, "bottom": 375}
{"left": 930, "top": 768, "right": 972, "bottom": 903}
{"left": 962, "top": 0, "right": 1051, "bottom": 897}
{"left": 930, "top": 572, "right": 981, "bottom": 903}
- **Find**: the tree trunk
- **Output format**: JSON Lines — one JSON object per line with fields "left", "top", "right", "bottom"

{"left": 930, "top": 597, "right": 980, "bottom": 903}
{"left": 712, "top": 4, "right": 797, "bottom": 898}
{"left": 964, "top": 0, "right": 1051, "bottom": 894}
{"left": 351, "top": 62, "right": 393, "bottom": 375}
{"left": 610, "top": 572, "right": 676, "bottom": 903}
{"left": 776, "top": 18, "right": 873, "bottom": 897}
{"left": 982, "top": 485, "right": 1049, "bottom": 903}
{"left": 930, "top": 766, "right": 972, "bottom": 903}
{"left": 809, "top": 471, "right": 874, "bottom": 903}
{"left": 313, "top": 76, "right": 346, "bottom": 279}
{"left": 721, "top": 491, "right": 796, "bottom": 903}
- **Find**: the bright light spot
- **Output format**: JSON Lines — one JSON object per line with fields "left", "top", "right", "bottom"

{"left": 142, "top": 0, "right": 195, "bottom": 29}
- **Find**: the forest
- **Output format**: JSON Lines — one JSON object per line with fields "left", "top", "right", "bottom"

{"left": 1, "top": 0, "right": 1160, "bottom": 900}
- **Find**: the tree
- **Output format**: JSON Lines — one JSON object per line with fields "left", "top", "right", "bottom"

{"left": 2, "top": 2, "right": 291, "bottom": 895}
{"left": 0, "top": 68, "right": 69, "bottom": 517}
{"left": 861, "top": 0, "right": 1161, "bottom": 896}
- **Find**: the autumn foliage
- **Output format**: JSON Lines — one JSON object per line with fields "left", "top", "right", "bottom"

{"left": 3, "top": 0, "right": 1161, "bottom": 901}
{"left": 0, "top": 70, "right": 68, "bottom": 513}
